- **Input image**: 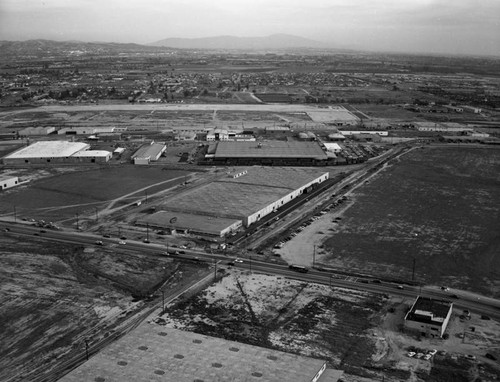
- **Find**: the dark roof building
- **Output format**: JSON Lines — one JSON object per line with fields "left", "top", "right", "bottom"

{"left": 404, "top": 296, "right": 453, "bottom": 338}
{"left": 203, "top": 141, "right": 331, "bottom": 166}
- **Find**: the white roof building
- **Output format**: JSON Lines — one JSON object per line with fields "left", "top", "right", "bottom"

{"left": 5, "top": 141, "right": 90, "bottom": 159}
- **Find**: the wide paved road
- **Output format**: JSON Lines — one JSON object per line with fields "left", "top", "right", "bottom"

{"left": 2, "top": 220, "right": 500, "bottom": 320}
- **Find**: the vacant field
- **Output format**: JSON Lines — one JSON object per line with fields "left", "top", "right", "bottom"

{"left": 160, "top": 271, "right": 386, "bottom": 379}
{"left": 322, "top": 147, "right": 500, "bottom": 297}
{"left": 0, "top": 235, "right": 192, "bottom": 382}
{"left": 0, "top": 167, "right": 191, "bottom": 222}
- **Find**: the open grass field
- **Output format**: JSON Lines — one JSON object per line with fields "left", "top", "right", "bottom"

{"left": 322, "top": 147, "right": 500, "bottom": 297}
{"left": 0, "top": 167, "right": 191, "bottom": 222}
{"left": 0, "top": 234, "right": 207, "bottom": 381}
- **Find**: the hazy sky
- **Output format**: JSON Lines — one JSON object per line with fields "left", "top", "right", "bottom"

{"left": 1, "top": 0, "right": 499, "bottom": 56}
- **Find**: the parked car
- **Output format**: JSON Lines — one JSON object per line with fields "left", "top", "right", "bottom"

{"left": 485, "top": 353, "right": 497, "bottom": 361}
{"left": 407, "top": 351, "right": 416, "bottom": 358}
{"left": 428, "top": 349, "right": 437, "bottom": 356}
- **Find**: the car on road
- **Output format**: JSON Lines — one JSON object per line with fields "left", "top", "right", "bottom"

{"left": 95, "top": 240, "right": 103, "bottom": 246}
{"left": 440, "top": 286, "right": 449, "bottom": 291}
{"left": 234, "top": 258, "right": 243, "bottom": 263}
{"left": 449, "top": 294, "right": 460, "bottom": 299}
{"left": 40, "top": 230, "right": 46, "bottom": 233}
{"left": 227, "top": 261, "right": 235, "bottom": 266}
{"left": 485, "top": 353, "right": 497, "bottom": 361}
{"left": 143, "top": 239, "right": 150, "bottom": 244}
{"left": 118, "top": 241, "right": 126, "bottom": 245}
{"left": 103, "top": 234, "right": 111, "bottom": 238}
{"left": 397, "top": 285, "right": 404, "bottom": 289}
{"left": 120, "top": 236, "right": 127, "bottom": 240}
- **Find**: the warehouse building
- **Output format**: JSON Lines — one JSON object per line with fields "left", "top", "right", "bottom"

{"left": 137, "top": 211, "right": 242, "bottom": 237}
{"left": 58, "top": 325, "right": 343, "bottom": 382}
{"left": 202, "top": 141, "right": 331, "bottom": 166}
{"left": 131, "top": 142, "right": 166, "bottom": 165}
{"left": 57, "top": 127, "right": 116, "bottom": 135}
{"left": 404, "top": 296, "right": 453, "bottom": 338}
{"left": 142, "top": 167, "right": 329, "bottom": 237}
{"left": 2, "top": 141, "right": 112, "bottom": 165}
{"left": 18, "top": 126, "right": 56, "bottom": 136}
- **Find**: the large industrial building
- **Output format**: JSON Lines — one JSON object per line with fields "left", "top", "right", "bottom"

{"left": 202, "top": 141, "right": 332, "bottom": 166}
{"left": 2, "top": 141, "right": 112, "bottom": 165}
{"left": 58, "top": 325, "right": 343, "bottom": 382}
{"left": 404, "top": 296, "right": 453, "bottom": 338}
{"left": 137, "top": 167, "right": 329, "bottom": 237}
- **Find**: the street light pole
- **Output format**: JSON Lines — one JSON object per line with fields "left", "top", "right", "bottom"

{"left": 161, "top": 290, "right": 165, "bottom": 313}
{"left": 412, "top": 258, "right": 416, "bottom": 282}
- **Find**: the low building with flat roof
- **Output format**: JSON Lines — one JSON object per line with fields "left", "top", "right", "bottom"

{"left": 160, "top": 166, "right": 329, "bottom": 229}
{"left": 0, "top": 175, "right": 19, "bottom": 191}
{"left": 137, "top": 211, "right": 242, "bottom": 237}
{"left": 404, "top": 296, "right": 453, "bottom": 338}
{"left": 2, "top": 141, "right": 111, "bottom": 165}
{"left": 204, "top": 141, "right": 330, "bottom": 166}
{"left": 58, "top": 325, "right": 342, "bottom": 382}
{"left": 18, "top": 126, "right": 56, "bottom": 136}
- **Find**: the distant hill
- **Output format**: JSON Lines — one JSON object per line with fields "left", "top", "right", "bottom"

{"left": 150, "top": 34, "right": 329, "bottom": 50}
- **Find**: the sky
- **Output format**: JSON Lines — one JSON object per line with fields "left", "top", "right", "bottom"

{"left": 0, "top": 0, "right": 499, "bottom": 56}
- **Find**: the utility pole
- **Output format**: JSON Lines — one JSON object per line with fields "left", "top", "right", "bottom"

{"left": 412, "top": 258, "right": 416, "bottom": 281}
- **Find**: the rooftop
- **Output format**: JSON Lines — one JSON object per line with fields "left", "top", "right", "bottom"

{"left": 4, "top": 141, "right": 90, "bottom": 159}
{"left": 161, "top": 167, "right": 328, "bottom": 219}
{"left": 214, "top": 141, "right": 327, "bottom": 160}
{"left": 58, "top": 325, "right": 331, "bottom": 382}
{"left": 72, "top": 150, "right": 112, "bottom": 157}
{"left": 137, "top": 211, "right": 240, "bottom": 236}
{"left": 131, "top": 143, "right": 166, "bottom": 159}
{"left": 405, "top": 296, "right": 452, "bottom": 325}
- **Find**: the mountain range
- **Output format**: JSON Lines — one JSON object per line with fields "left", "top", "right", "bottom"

{"left": 150, "top": 34, "right": 330, "bottom": 50}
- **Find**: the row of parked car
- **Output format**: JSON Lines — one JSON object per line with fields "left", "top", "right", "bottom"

{"left": 407, "top": 348, "right": 438, "bottom": 360}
